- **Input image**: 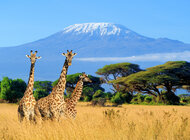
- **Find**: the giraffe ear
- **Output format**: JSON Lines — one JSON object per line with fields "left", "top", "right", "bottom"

{"left": 26, "top": 55, "right": 30, "bottom": 58}
{"left": 36, "top": 56, "right": 42, "bottom": 59}
{"left": 62, "top": 53, "right": 66, "bottom": 56}
{"left": 73, "top": 53, "right": 77, "bottom": 56}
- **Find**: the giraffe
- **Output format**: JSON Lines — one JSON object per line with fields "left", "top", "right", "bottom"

{"left": 34, "top": 50, "right": 77, "bottom": 121}
{"left": 65, "top": 72, "right": 92, "bottom": 119}
{"left": 18, "top": 50, "right": 41, "bottom": 122}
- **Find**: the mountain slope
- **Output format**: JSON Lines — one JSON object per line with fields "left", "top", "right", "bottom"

{"left": 0, "top": 23, "right": 190, "bottom": 81}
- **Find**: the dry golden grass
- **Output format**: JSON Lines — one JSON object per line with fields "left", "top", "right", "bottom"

{"left": 0, "top": 103, "right": 190, "bottom": 140}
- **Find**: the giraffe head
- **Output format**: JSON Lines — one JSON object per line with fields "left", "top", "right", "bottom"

{"left": 62, "top": 50, "right": 77, "bottom": 66}
{"left": 79, "top": 72, "right": 92, "bottom": 83}
{"left": 26, "top": 50, "right": 41, "bottom": 64}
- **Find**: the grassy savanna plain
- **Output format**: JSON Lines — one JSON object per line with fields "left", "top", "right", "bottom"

{"left": 0, "top": 103, "right": 190, "bottom": 140}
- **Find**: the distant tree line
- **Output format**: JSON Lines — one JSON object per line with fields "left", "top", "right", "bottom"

{"left": 0, "top": 73, "right": 108, "bottom": 103}
{"left": 0, "top": 61, "right": 190, "bottom": 105}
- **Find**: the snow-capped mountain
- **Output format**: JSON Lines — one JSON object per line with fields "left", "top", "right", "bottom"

{"left": 0, "top": 23, "right": 190, "bottom": 81}
{"left": 60, "top": 23, "right": 147, "bottom": 40}
{"left": 63, "top": 23, "right": 123, "bottom": 36}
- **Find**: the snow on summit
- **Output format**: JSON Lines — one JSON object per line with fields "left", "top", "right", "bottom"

{"left": 61, "top": 23, "right": 140, "bottom": 37}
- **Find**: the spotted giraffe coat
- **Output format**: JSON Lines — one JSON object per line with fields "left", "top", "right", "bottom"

{"left": 34, "top": 61, "right": 68, "bottom": 121}
{"left": 64, "top": 74, "right": 91, "bottom": 119}
{"left": 18, "top": 63, "right": 36, "bottom": 122}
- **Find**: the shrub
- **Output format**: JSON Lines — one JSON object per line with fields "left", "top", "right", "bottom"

{"left": 144, "top": 96, "right": 152, "bottom": 103}
{"left": 91, "top": 98, "right": 106, "bottom": 106}
{"left": 0, "top": 77, "right": 26, "bottom": 103}
{"left": 111, "top": 92, "right": 123, "bottom": 105}
{"left": 93, "top": 90, "right": 105, "bottom": 99}
{"left": 104, "top": 92, "right": 113, "bottom": 100}
{"left": 179, "top": 94, "right": 190, "bottom": 104}
{"left": 131, "top": 94, "right": 146, "bottom": 104}
{"left": 84, "top": 96, "right": 91, "bottom": 102}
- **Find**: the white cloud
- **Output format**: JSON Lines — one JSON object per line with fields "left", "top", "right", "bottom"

{"left": 75, "top": 51, "right": 190, "bottom": 62}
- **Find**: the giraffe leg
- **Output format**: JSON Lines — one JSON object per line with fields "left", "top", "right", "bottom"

{"left": 51, "top": 114, "right": 59, "bottom": 121}
{"left": 18, "top": 112, "right": 24, "bottom": 122}
{"left": 51, "top": 110, "right": 61, "bottom": 122}
{"left": 34, "top": 106, "right": 42, "bottom": 124}
{"left": 24, "top": 112, "right": 30, "bottom": 122}
{"left": 18, "top": 105, "right": 24, "bottom": 122}
{"left": 30, "top": 107, "right": 36, "bottom": 122}
{"left": 72, "top": 109, "right": 77, "bottom": 119}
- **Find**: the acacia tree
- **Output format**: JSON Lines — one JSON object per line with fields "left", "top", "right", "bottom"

{"left": 96, "top": 62, "right": 142, "bottom": 92}
{"left": 110, "top": 61, "right": 190, "bottom": 104}
{"left": 52, "top": 73, "right": 104, "bottom": 101}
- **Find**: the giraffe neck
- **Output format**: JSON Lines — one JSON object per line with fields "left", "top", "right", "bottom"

{"left": 69, "top": 79, "right": 84, "bottom": 106}
{"left": 24, "top": 63, "right": 35, "bottom": 96}
{"left": 53, "top": 59, "right": 69, "bottom": 95}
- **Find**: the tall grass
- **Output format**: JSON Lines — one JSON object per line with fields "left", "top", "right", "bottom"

{"left": 0, "top": 103, "right": 190, "bottom": 140}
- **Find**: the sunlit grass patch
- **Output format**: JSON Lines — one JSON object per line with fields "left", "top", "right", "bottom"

{"left": 0, "top": 103, "right": 190, "bottom": 140}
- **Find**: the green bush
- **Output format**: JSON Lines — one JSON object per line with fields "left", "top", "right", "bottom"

{"left": 131, "top": 94, "right": 146, "bottom": 104}
{"left": 93, "top": 90, "right": 105, "bottom": 99}
{"left": 104, "top": 92, "right": 113, "bottom": 100}
{"left": 144, "top": 96, "right": 152, "bottom": 103}
{"left": 111, "top": 92, "right": 132, "bottom": 105}
{"left": 84, "top": 96, "right": 91, "bottom": 102}
{"left": 179, "top": 94, "right": 190, "bottom": 104}
{"left": 0, "top": 77, "right": 26, "bottom": 103}
{"left": 111, "top": 92, "right": 124, "bottom": 105}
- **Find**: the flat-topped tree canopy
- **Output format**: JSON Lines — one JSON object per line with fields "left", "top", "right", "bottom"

{"left": 146, "top": 61, "right": 190, "bottom": 85}
{"left": 110, "top": 61, "right": 190, "bottom": 104}
{"left": 96, "top": 62, "right": 143, "bottom": 92}
{"left": 96, "top": 62, "right": 142, "bottom": 78}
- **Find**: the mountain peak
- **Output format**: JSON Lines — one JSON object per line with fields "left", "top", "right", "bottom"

{"left": 61, "top": 23, "right": 140, "bottom": 38}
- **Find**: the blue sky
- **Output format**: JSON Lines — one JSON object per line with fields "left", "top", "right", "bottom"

{"left": 0, "top": 0, "right": 189, "bottom": 47}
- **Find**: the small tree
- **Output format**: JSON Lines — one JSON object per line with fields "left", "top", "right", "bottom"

{"left": 0, "top": 77, "right": 26, "bottom": 103}
{"left": 9, "top": 79, "right": 26, "bottom": 102}
{"left": 0, "top": 77, "right": 12, "bottom": 100}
